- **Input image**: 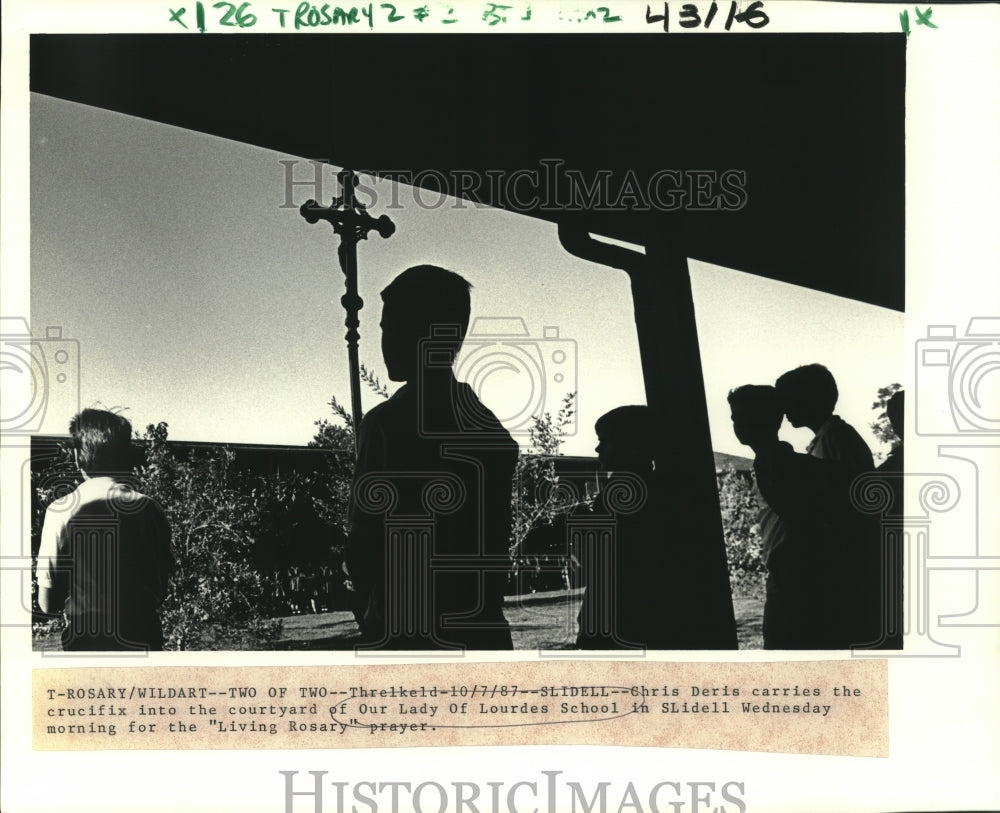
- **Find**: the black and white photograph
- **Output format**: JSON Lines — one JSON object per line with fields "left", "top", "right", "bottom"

{"left": 2, "top": 2, "right": 998, "bottom": 812}
{"left": 23, "top": 31, "right": 906, "bottom": 654}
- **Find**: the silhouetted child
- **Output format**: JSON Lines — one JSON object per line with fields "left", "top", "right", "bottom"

{"left": 37, "top": 409, "right": 173, "bottom": 651}
{"left": 345, "top": 265, "right": 517, "bottom": 650}
{"left": 728, "top": 386, "right": 840, "bottom": 649}
{"left": 774, "top": 365, "right": 880, "bottom": 647}
{"left": 775, "top": 364, "right": 874, "bottom": 474}
{"left": 576, "top": 405, "right": 676, "bottom": 650}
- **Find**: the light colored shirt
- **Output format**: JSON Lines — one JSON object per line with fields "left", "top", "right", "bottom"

{"left": 38, "top": 477, "right": 172, "bottom": 645}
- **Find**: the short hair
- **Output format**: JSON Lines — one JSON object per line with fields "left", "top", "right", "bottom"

{"left": 774, "top": 364, "right": 839, "bottom": 413}
{"left": 595, "top": 405, "right": 653, "bottom": 449}
{"left": 886, "top": 389, "right": 904, "bottom": 438}
{"left": 381, "top": 265, "right": 472, "bottom": 341}
{"left": 69, "top": 409, "right": 134, "bottom": 474}
{"left": 727, "top": 385, "right": 783, "bottom": 433}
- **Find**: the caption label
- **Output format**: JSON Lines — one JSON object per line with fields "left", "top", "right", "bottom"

{"left": 34, "top": 660, "right": 886, "bottom": 755}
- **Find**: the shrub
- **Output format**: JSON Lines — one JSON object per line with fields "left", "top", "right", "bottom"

{"left": 138, "top": 422, "right": 284, "bottom": 650}
{"left": 717, "top": 465, "right": 765, "bottom": 599}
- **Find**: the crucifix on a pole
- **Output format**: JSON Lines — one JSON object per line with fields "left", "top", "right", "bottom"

{"left": 300, "top": 169, "right": 395, "bottom": 458}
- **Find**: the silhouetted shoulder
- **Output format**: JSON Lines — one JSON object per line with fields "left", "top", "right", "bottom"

{"left": 361, "top": 385, "right": 412, "bottom": 424}
{"left": 808, "top": 415, "right": 874, "bottom": 472}
{"left": 452, "top": 382, "right": 518, "bottom": 446}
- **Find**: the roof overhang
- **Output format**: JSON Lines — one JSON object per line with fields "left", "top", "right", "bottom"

{"left": 31, "top": 33, "right": 905, "bottom": 311}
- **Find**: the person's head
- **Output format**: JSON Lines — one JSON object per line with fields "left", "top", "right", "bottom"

{"left": 886, "top": 389, "right": 904, "bottom": 440}
{"left": 594, "top": 405, "right": 654, "bottom": 472}
{"left": 727, "top": 385, "right": 783, "bottom": 449}
{"left": 69, "top": 409, "right": 134, "bottom": 476}
{"left": 380, "top": 265, "right": 472, "bottom": 382}
{"left": 774, "top": 364, "right": 839, "bottom": 428}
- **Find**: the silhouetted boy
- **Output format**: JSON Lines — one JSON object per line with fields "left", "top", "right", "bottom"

{"left": 345, "top": 265, "right": 517, "bottom": 650}
{"left": 576, "top": 405, "right": 678, "bottom": 650}
{"left": 728, "top": 386, "right": 839, "bottom": 648}
{"left": 775, "top": 364, "right": 874, "bottom": 474}
{"left": 37, "top": 409, "right": 173, "bottom": 651}
{"left": 775, "top": 364, "right": 880, "bottom": 647}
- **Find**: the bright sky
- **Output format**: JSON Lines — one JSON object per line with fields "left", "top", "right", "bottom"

{"left": 29, "top": 94, "right": 904, "bottom": 459}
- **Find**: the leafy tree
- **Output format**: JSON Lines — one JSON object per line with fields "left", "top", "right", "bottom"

{"left": 308, "top": 389, "right": 355, "bottom": 539}
{"left": 510, "top": 391, "right": 583, "bottom": 557}
{"left": 137, "top": 422, "right": 283, "bottom": 650}
{"left": 308, "top": 364, "right": 387, "bottom": 538}
{"left": 717, "top": 465, "right": 765, "bottom": 600}
{"left": 870, "top": 382, "right": 903, "bottom": 460}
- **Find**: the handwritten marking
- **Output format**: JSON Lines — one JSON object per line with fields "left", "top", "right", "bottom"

{"left": 915, "top": 6, "right": 937, "bottom": 30}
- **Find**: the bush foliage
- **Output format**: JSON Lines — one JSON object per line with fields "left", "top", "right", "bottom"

{"left": 717, "top": 465, "right": 765, "bottom": 599}
{"left": 138, "top": 422, "right": 284, "bottom": 650}
{"left": 31, "top": 423, "right": 285, "bottom": 650}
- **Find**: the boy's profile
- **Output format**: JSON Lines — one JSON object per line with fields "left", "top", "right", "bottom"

{"left": 728, "top": 385, "right": 840, "bottom": 648}
{"left": 345, "top": 265, "right": 518, "bottom": 650}
{"left": 774, "top": 363, "right": 874, "bottom": 475}
{"left": 773, "top": 365, "right": 885, "bottom": 647}
{"left": 37, "top": 409, "right": 173, "bottom": 651}
{"left": 576, "top": 405, "right": 677, "bottom": 650}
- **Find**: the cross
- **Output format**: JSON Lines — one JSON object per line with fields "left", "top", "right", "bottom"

{"left": 300, "top": 169, "right": 395, "bottom": 458}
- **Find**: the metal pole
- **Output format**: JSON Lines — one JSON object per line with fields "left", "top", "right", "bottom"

{"left": 338, "top": 171, "right": 364, "bottom": 459}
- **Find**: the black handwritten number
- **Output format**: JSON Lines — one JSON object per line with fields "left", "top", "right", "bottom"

{"left": 726, "top": 0, "right": 767, "bottom": 29}
{"left": 381, "top": 3, "right": 403, "bottom": 22}
{"left": 737, "top": 0, "right": 768, "bottom": 28}
{"left": 724, "top": 1, "right": 737, "bottom": 29}
{"left": 704, "top": 1, "right": 717, "bottom": 27}
{"left": 213, "top": 1, "right": 257, "bottom": 26}
{"left": 680, "top": 2, "right": 719, "bottom": 28}
{"left": 646, "top": 2, "right": 667, "bottom": 31}
{"left": 649, "top": 0, "right": 760, "bottom": 32}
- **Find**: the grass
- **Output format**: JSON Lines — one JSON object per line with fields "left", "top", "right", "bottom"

{"left": 274, "top": 589, "right": 764, "bottom": 651}
{"left": 34, "top": 591, "right": 763, "bottom": 651}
